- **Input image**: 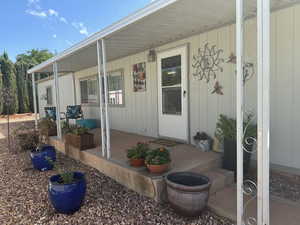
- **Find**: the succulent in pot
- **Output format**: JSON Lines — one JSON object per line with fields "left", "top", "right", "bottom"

{"left": 127, "top": 142, "right": 149, "bottom": 167}
{"left": 145, "top": 147, "right": 171, "bottom": 173}
{"left": 47, "top": 158, "right": 86, "bottom": 214}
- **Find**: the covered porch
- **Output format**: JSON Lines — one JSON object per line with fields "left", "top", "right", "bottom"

{"left": 28, "top": 0, "right": 300, "bottom": 224}
{"left": 48, "top": 129, "right": 234, "bottom": 202}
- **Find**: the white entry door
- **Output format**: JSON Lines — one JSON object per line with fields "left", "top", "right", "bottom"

{"left": 157, "top": 45, "right": 188, "bottom": 141}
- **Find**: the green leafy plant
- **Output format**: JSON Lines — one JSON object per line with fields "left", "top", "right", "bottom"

{"left": 38, "top": 118, "right": 56, "bottom": 133}
{"left": 215, "top": 114, "right": 257, "bottom": 142}
{"left": 65, "top": 124, "right": 89, "bottom": 136}
{"left": 46, "top": 157, "right": 76, "bottom": 185}
{"left": 145, "top": 147, "right": 171, "bottom": 165}
{"left": 127, "top": 142, "right": 149, "bottom": 159}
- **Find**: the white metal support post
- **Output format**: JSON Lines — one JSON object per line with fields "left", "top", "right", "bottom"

{"left": 101, "top": 39, "right": 111, "bottom": 159}
{"left": 31, "top": 72, "right": 38, "bottom": 130}
{"left": 53, "top": 62, "right": 62, "bottom": 139}
{"left": 257, "top": 0, "right": 270, "bottom": 224}
{"left": 97, "top": 40, "right": 107, "bottom": 157}
{"left": 236, "top": 0, "right": 244, "bottom": 224}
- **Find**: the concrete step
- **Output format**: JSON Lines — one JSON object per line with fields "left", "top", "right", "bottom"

{"left": 189, "top": 167, "right": 235, "bottom": 195}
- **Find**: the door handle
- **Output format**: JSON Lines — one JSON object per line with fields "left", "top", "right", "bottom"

{"left": 183, "top": 90, "right": 187, "bottom": 97}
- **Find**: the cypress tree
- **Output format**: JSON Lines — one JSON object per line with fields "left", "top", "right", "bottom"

{"left": 15, "top": 62, "right": 30, "bottom": 113}
{"left": 0, "top": 52, "right": 18, "bottom": 114}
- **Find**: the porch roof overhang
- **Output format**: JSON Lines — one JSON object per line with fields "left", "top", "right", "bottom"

{"left": 28, "top": 0, "right": 299, "bottom": 74}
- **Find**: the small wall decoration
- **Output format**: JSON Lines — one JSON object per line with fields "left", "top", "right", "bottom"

{"left": 211, "top": 81, "right": 224, "bottom": 95}
{"left": 192, "top": 43, "right": 225, "bottom": 83}
{"left": 133, "top": 62, "right": 146, "bottom": 92}
{"left": 227, "top": 52, "right": 255, "bottom": 84}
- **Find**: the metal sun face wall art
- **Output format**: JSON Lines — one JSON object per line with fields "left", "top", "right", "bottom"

{"left": 192, "top": 43, "right": 225, "bottom": 95}
{"left": 192, "top": 43, "right": 255, "bottom": 95}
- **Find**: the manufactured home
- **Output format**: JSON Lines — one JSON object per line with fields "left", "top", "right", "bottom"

{"left": 28, "top": 0, "right": 300, "bottom": 224}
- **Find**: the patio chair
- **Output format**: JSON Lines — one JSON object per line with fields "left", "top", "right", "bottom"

{"left": 44, "top": 107, "right": 57, "bottom": 121}
{"left": 65, "top": 105, "right": 84, "bottom": 124}
{"left": 44, "top": 107, "right": 66, "bottom": 121}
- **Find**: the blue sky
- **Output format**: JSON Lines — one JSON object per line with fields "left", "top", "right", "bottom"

{"left": 0, "top": 0, "right": 153, "bottom": 61}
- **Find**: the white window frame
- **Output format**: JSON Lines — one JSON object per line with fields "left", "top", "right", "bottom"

{"left": 46, "top": 86, "right": 53, "bottom": 106}
{"left": 79, "top": 75, "right": 99, "bottom": 106}
{"left": 107, "top": 69, "right": 125, "bottom": 107}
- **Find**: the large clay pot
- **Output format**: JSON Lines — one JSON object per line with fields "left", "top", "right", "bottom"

{"left": 147, "top": 163, "right": 169, "bottom": 174}
{"left": 48, "top": 172, "right": 86, "bottom": 214}
{"left": 166, "top": 172, "right": 211, "bottom": 216}
{"left": 130, "top": 158, "right": 145, "bottom": 167}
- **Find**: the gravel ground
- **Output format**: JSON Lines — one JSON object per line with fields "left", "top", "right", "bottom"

{"left": 270, "top": 173, "right": 300, "bottom": 202}
{"left": 0, "top": 136, "right": 234, "bottom": 225}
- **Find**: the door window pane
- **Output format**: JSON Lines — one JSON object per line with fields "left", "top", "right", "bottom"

{"left": 161, "top": 55, "right": 181, "bottom": 87}
{"left": 162, "top": 87, "right": 182, "bottom": 115}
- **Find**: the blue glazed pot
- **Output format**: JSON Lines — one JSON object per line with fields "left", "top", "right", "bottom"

{"left": 48, "top": 172, "right": 86, "bottom": 214}
{"left": 30, "top": 145, "right": 56, "bottom": 171}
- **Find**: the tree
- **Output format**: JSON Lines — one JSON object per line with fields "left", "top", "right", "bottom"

{"left": 15, "top": 62, "right": 30, "bottom": 113}
{"left": 15, "top": 49, "right": 54, "bottom": 112}
{"left": 0, "top": 52, "right": 18, "bottom": 114}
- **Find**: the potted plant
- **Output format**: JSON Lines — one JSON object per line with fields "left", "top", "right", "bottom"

{"left": 65, "top": 125, "right": 94, "bottom": 150}
{"left": 39, "top": 118, "right": 57, "bottom": 137}
{"left": 47, "top": 158, "right": 86, "bottom": 214}
{"left": 215, "top": 114, "right": 257, "bottom": 177}
{"left": 145, "top": 147, "right": 171, "bottom": 173}
{"left": 30, "top": 145, "right": 56, "bottom": 171}
{"left": 193, "top": 132, "right": 213, "bottom": 152}
{"left": 127, "top": 142, "right": 149, "bottom": 167}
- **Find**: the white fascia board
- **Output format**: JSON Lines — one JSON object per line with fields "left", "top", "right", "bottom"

{"left": 28, "top": 0, "right": 179, "bottom": 74}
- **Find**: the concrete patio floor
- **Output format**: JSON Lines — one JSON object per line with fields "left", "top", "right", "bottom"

{"left": 209, "top": 185, "right": 300, "bottom": 225}
{"left": 88, "top": 129, "right": 222, "bottom": 176}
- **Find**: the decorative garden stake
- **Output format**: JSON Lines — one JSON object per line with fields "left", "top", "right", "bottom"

{"left": 192, "top": 43, "right": 224, "bottom": 83}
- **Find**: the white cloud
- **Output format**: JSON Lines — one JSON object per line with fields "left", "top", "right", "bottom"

{"left": 26, "top": 9, "right": 47, "bottom": 18}
{"left": 48, "top": 9, "right": 59, "bottom": 17}
{"left": 72, "top": 22, "right": 89, "bottom": 36}
{"left": 52, "top": 34, "right": 57, "bottom": 38}
{"left": 60, "top": 17, "right": 68, "bottom": 24}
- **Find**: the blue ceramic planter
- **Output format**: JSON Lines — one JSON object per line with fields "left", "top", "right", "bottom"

{"left": 30, "top": 145, "right": 56, "bottom": 171}
{"left": 48, "top": 172, "right": 86, "bottom": 214}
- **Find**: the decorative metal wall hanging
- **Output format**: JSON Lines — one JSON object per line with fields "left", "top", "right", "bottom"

{"left": 211, "top": 81, "right": 224, "bottom": 95}
{"left": 192, "top": 43, "right": 225, "bottom": 83}
{"left": 133, "top": 62, "right": 146, "bottom": 92}
{"left": 227, "top": 52, "right": 255, "bottom": 84}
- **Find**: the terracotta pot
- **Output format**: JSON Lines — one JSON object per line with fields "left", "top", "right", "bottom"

{"left": 147, "top": 163, "right": 169, "bottom": 174}
{"left": 130, "top": 158, "right": 145, "bottom": 167}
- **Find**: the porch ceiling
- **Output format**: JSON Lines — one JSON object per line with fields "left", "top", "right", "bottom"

{"left": 29, "top": 0, "right": 300, "bottom": 74}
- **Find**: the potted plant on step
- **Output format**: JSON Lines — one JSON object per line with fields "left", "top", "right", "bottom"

{"left": 145, "top": 147, "right": 171, "bottom": 173}
{"left": 127, "top": 142, "right": 149, "bottom": 167}
{"left": 30, "top": 145, "right": 56, "bottom": 171}
{"left": 215, "top": 114, "right": 257, "bottom": 177}
{"left": 47, "top": 158, "right": 86, "bottom": 214}
{"left": 65, "top": 125, "right": 94, "bottom": 150}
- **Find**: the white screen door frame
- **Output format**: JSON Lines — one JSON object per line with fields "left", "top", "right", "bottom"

{"left": 157, "top": 45, "right": 189, "bottom": 142}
